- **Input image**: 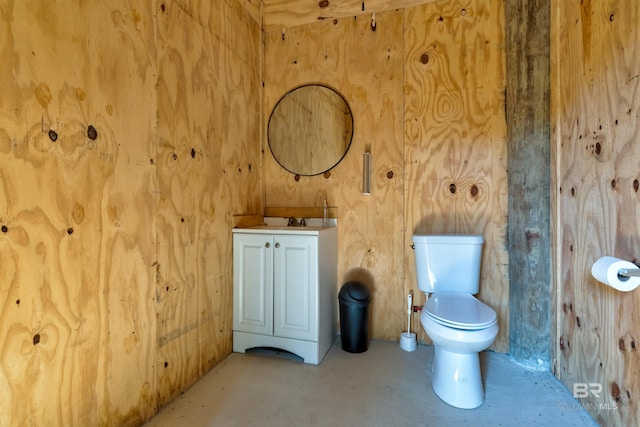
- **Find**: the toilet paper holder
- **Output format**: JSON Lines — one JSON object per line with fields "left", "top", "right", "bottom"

{"left": 619, "top": 268, "right": 640, "bottom": 278}
{"left": 593, "top": 257, "right": 640, "bottom": 292}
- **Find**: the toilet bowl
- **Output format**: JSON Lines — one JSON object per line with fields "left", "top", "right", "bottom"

{"left": 412, "top": 234, "right": 499, "bottom": 409}
{"left": 420, "top": 295, "right": 498, "bottom": 409}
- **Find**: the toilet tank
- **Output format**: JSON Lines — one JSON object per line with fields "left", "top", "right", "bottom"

{"left": 412, "top": 234, "right": 484, "bottom": 294}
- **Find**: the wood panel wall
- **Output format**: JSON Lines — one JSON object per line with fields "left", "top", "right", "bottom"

{"left": 154, "top": 0, "right": 261, "bottom": 408}
{"left": 263, "top": 0, "right": 440, "bottom": 29}
{"left": 264, "top": 10, "right": 407, "bottom": 342}
{"left": 553, "top": 1, "right": 640, "bottom": 425}
{"left": 404, "top": 0, "right": 508, "bottom": 351}
{"left": 263, "top": 0, "right": 508, "bottom": 351}
{"left": 0, "top": 0, "right": 261, "bottom": 425}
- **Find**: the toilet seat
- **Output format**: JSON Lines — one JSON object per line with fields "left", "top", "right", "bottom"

{"left": 424, "top": 293, "right": 497, "bottom": 330}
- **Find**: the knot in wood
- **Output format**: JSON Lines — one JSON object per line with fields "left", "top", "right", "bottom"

{"left": 87, "top": 125, "right": 98, "bottom": 140}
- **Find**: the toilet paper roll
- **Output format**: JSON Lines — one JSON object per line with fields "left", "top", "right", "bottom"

{"left": 591, "top": 256, "right": 640, "bottom": 292}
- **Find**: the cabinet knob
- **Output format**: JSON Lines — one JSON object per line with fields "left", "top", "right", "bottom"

{"left": 275, "top": 242, "right": 280, "bottom": 248}
{"left": 265, "top": 242, "right": 270, "bottom": 248}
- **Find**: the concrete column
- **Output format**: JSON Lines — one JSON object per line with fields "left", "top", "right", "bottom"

{"left": 505, "top": 0, "right": 552, "bottom": 369}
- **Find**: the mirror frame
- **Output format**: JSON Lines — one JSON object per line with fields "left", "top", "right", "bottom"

{"left": 267, "top": 84, "right": 354, "bottom": 176}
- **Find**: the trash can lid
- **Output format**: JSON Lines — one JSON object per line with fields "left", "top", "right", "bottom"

{"left": 339, "top": 281, "right": 371, "bottom": 302}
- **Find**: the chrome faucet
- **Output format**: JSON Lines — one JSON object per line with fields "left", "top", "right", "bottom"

{"left": 287, "top": 217, "right": 298, "bottom": 226}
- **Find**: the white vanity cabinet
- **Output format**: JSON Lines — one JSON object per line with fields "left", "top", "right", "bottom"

{"left": 232, "top": 222, "right": 337, "bottom": 365}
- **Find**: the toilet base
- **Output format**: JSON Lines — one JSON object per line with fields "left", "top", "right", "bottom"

{"left": 432, "top": 345, "right": 484, "bottom": 409}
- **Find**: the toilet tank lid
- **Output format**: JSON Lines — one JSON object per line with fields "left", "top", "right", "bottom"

{"left": 412, "top": 234, "right": 484, "bottom": 244}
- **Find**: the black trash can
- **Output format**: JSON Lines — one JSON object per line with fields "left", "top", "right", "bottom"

{"left": 338, "top": 281, "right": 371, "bottom": 353}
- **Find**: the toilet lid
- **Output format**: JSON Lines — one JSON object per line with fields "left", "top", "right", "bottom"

{"left": 424, "top": 294, "right": 497, "bottom": 330}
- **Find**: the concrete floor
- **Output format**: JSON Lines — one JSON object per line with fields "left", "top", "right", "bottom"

{"left": 144, "top": 340, "right": 597, "bottom": 427}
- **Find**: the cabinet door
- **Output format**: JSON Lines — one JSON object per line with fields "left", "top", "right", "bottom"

{"left": 273, "top": 235, "right": 318, "bottom": 341}
{"left": 233, "top": 234, "right": 273, "bottom": 335}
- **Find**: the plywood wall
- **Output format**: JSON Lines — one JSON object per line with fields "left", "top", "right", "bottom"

{"left": 263, "top": 0, "right": 508, "bottom": 351}
{"left": 0, "top": 0, "right": 261, "bottom": 425}
{"left": 262, "top": 0, "right": 441, "bottom": 29}
{"left": 404, "top": 0, "right": 508, "bottom": 351}
{"left": 553, "top": 1, "right": 640, "bottom": 425}
{"left": 0, "top": 2, "right": 157, "bottom": 425}
{"left": 154, "top": 0, "right": 261, "bottom": 408}
{"left": 264, "top": 10, "right": 407, "bottom": 342}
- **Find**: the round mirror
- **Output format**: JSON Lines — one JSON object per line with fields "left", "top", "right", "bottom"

{"left": 268, "top": 84, "right": 354, "bottom": 176}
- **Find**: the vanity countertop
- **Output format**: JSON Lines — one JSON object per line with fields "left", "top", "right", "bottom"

{"left": 233, "top": 217, "right": 337, "bottom": 235}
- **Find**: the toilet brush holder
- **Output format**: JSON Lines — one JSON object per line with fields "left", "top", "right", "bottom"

{"left": 400, "top": 332, "right": 417, "bottom": 352}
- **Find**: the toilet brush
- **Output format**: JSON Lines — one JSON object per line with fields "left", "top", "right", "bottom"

{"left": 400, "top": 292, "right": 417, "bottom": 352}
{"left": 406, "top": 292, "right": 412, "bottom": 333}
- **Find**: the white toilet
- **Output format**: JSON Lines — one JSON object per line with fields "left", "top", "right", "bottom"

{"left": 412, "top": 234, "right": 498, "bottom": 409}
